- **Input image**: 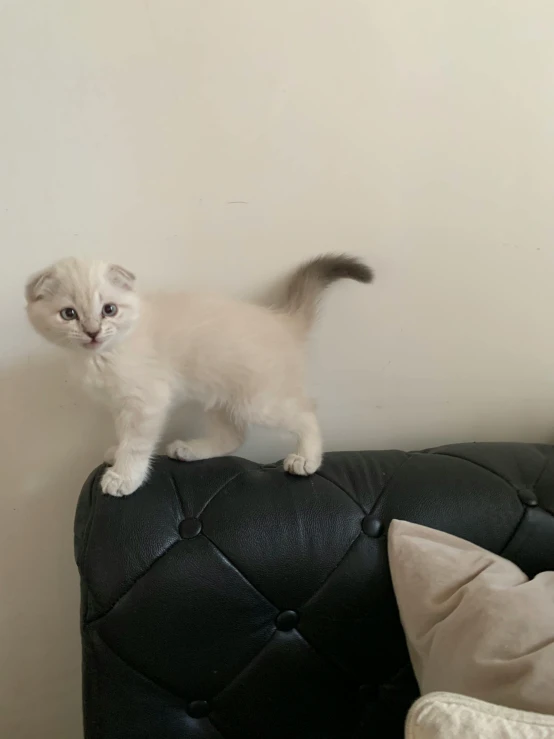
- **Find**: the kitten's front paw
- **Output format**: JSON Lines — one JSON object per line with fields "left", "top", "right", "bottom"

{"left": 167, "top": 440, "right": 199, "bottom": 462}
{"left": 103, "top": 445, "right": 117, "bottom": 465}
{"left": 101, "top": 468, "right": 141, "bottom": 497}
{"left": 284, "top": 453, "right": 321, "bottom": 476}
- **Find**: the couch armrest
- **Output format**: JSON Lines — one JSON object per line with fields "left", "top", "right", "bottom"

{"left": 75, "top": 443, "right": 554, "bottom": 739}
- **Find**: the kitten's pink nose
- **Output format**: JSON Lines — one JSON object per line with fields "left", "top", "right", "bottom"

{"left": 85, "top": 330, "right": 99, "bottom": 340}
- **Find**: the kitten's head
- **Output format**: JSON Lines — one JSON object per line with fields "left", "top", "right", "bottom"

{"left": 25, "top": 258, "right": 140, "bottom": 352}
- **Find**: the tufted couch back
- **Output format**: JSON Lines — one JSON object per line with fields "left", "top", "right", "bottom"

{"left": 75, "top": 443, "right": 554, "bottom": 739}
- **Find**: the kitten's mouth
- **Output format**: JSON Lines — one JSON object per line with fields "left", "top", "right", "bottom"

{"left": 85, "top": 339, "right": 102, "bottom": 349}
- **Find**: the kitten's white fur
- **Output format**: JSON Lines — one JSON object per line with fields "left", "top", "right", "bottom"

{"left": 25, "top": 255, "right": 372, "bottom": 496}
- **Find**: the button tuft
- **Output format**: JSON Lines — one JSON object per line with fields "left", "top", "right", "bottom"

{"left": 362, "top": 515, "right": 383, "bottom": 537}
{"left": 179, "top": 518, "right": 202, "bottom": 538}
{"left": 275, "top": 610, "right": 299, "bottom": 631}
{"left": 518, "top": 489, "right": 538, "bottom": 507}
{"left": 187, "top": 700, "right": 210, "bottom": 718}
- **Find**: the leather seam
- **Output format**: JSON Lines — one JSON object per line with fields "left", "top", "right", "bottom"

{"left": 426, "top": 450, "right": 554, "bottom": 519}
{"left": 213, "top": 628, "right": 352, "bottom": 707}
{"left": 379, "top": 661, "right": 413, "bottom": 691}
{"left": 423, "top": 451, "right": 521, "bottom": 493}
{"left": 201, "top": 530, "right": 279, "bottom": 612}
{"left": 168, "top": 469, "right": 186, "bottom": 519}
{"left": 202, "top": 532, "right": 376, "bottom": 692}
{"left": 205, "top": 712, "right": 227, "bottom": 739}
{"left": 204, "top": 526, "right": 376, "bottom": 681}
{"left": 368, "top": 454, "right": 412, "bottom": 516}
{"left": 313, "top": 469, "right": 379, "bottom": 516}
{"left": 300, "top": 532, "right": 363, "bottom": 610}
{"left": 529, "top": 447, "right": 554, "bottom": 513}
{"left": 294, "top": 625, "right": 362, "bottom": 683}
{"left": 86, "top": 630, "right": 102, "bottom": 738}
{"left": 94, "top": 619, "right": 259, "bottom": 739}
{"left": 531, "top": 447, "right": 554, "bottom": 490}
{"left": 494, "top": 450, "right": 554, "bottom": 555}
{"left": 200, "top": 531, "right": 380, "bottom": 684}
{"left": 92, "top": 630, "right": 189, "bottom": 701}
{"left": 198, "top": 469, "right": 250, "bottom": 517}
{"left": 500, "top": 508, "right": 530, "bottom": 560}
{"left": 83, "top": 538, "right": 181, "bottom": 626}
{"left": 210, "top": 635, "right": 276, "bottom": 703}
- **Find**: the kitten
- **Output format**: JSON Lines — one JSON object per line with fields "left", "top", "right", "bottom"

{"left": 25, "top": 254, "right": 373, "bottom": 497}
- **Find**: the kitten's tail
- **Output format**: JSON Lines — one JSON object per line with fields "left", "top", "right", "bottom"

{"left": 278, "top": 253, "right": 374, "bottom": 333}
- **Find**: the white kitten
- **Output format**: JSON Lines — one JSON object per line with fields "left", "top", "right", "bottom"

{"left": 25, "top": 254, "right": 373, "bottom": 496}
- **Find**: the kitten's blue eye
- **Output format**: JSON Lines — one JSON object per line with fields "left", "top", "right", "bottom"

{"left": 60, "top": 307, "right": 78, "bottom": 321}
{"left": 102, "top": 303, "right": 118, "bottom": 317}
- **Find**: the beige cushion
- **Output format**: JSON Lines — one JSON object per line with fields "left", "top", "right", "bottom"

{"left": 406, "top": 692, "right": 554, "bottom": 739}
{"left": 388, "top": 520, "right": 554, "bottom": 714}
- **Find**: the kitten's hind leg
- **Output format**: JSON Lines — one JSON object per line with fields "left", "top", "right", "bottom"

{"left": 167, "top": 407, "right": 246, "bottom": 462}
{"left": 283, "top": 409, "right": 323, "bottom": 476}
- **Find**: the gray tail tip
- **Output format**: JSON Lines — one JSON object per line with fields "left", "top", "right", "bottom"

{"left": 319, "top": 253, "right": 374, "bottom": 284}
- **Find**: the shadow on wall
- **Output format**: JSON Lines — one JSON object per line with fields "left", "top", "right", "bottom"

{"left": 0, "top": 354, "right": 111, "bottom": 738}
{"left": 0, "top": 352, "right": 232, "bottom": 739}
{"left": 2, "top": 350, "right": 553, "bottom": 738}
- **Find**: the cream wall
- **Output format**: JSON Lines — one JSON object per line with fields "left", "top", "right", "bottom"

{"left": 2, "top": 1, "right": 554, "bottom": 736}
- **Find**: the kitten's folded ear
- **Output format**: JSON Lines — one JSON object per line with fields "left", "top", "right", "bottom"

{"left": 107, "top": 264, "right": 136, "bottom": 290}
{"left": 25, "top": 268, "right": 57, "bottom": 303}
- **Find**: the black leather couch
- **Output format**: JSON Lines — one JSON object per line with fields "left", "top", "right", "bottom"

{"left": 74, "top": 442, "right": 554, "bottom": 739}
